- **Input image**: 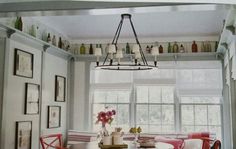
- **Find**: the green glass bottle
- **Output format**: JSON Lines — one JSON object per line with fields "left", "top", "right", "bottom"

{"left": 126, "top": 43, "right": 131, "bottom": 54}
{"left": 168, "top": 43, "right": 172, "bottom": 53}
{"left": 15, "top": 17, "right": 23, "bottom": 31}
{"left": 80, "top": 43, "right": 86, "bottom": 54}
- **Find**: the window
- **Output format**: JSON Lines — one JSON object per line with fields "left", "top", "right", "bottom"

{"left": 180, "top": 96, "right": 222, "bottom": 140}
{"left": 90, "top": 61, "right": 223, "bottom": 141}
{"left": 135, "top": 85, "right": 175, "bottom": 133}
{"left": 92, "top": 89, "right": 131, "bottom": 132}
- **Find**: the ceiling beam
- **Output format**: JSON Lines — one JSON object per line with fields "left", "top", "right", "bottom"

{"left": 0, "top": 2, "right": 228, "bottom": 17}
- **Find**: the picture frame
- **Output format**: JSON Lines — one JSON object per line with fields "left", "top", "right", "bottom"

{"left": 15, "top": 121, "right": 32, "bottom": 149}
{"left": 14, "top": 48, "right": 34, "bottom": 78}
{"left": 25, "top": 83, "right": 40, "bottom": 115}
{"left": 55, "top": 75, "right": 66, "bottom": 102}
{"left": 47, "top": 106, "right": 61, "bottom": 128}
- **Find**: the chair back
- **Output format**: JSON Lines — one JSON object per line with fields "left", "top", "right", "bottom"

{"left": 40, "top": 134, "right": 63, "bottom": 149}
{"left": 188, "top": 132, "right": 210, "bottom": 149}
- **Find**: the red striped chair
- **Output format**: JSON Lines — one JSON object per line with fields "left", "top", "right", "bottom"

{"left": 188, "top": 132, "right": 221, "bottom": 149}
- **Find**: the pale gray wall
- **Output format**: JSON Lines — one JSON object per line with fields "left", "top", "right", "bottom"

{"left": 40, "top": 51, "right": 68, "bottom": 139}
{"left": 0, "top": 38, "right": 6, "bottom": 149}
{"left": 0, "top": 37, "right": 69, "bottom": 149}
{"left": 1, "top": 39, "right": 42, "bottom": 149}
{"left": 71, "top": 61, "right": 91, "bottom": 131}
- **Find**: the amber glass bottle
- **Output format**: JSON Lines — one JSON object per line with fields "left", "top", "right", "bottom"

{"left": 192, "top": 41, "right": 198, "bottom": 53}
{"left": 159, "top": 45, "right": 163, "bottom": 53}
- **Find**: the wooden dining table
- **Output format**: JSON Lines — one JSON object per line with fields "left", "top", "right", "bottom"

{"left": 69, "top": 141, "right": 159, "bottom": 149}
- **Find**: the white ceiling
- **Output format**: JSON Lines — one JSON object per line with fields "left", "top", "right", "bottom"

{"left": 33, "top": 5, "right": 227, "bottom": 40}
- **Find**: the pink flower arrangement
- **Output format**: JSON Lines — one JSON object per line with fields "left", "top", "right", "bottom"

{"left": 96, "top": 107, "right": 116, "bottom": 126}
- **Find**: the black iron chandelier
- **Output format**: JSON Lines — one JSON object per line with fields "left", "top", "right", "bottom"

{"left": 94, "top": 14, "right": 159, "bottom": 71}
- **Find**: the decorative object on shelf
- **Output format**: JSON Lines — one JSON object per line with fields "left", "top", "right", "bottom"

{"left": 205, "top": 41, "right": 212, "bottom": 52}
{"left": 25, "top": 83, "right": 40, "bottom": 115}
{"left": 80, "top": 43, "right": 86, "bottom": 54}
{"left": 52, "top": 35, "right": 57, "bottom": 46}
{"left": 46, "top": 33, "right": 51, "bottom": 44}
{"left": 215, "top": 41, "right": 218, "bottom": 52}
{"left": 129, "top": 126, "right": 142, "bottom": 144}
{"left": 55, "top": 75, "right": 66, "bottom": 102}
{"left": 201, "top": 41, "right": 205, "bottom": 52}
{"left": 126, "top": 43, "right": 131, "bottom": 54}
{"left": 179, "top": 44, "right": 185, "bottom": 53}
{"left": 48, "top": 106, "right": 61, "bottom": 128}
{"left": 192, "top": 41, "right": 198, "bottom": 52}
{"left": 173, "top": 42, "right": 179, "bottom": 53}
{"left": 15, "top": 121, "right": 32, "bottom": 149}
{"left": 14, "top": 48, "right": 34, "bottom": 78}
{"left": 30, "top": 25, "right": 36, "bottom": 37}
{"left": 58, "top": 37, "right": 63, "bottom": 49}
{"left": 96, "top": 107, "right": 116, "bottom": 142}
{"left": 94, "top": 14, "right": 157, "bottom": 70}
{"left": 168, "top": 42, "right": 172, "bottom": 53}
{"left": 89, "top": 44, "right": 94, "bottom": 54}
{"left": 15, "top": 17, "right": 23, "bottom": 31}
{"left": 158, "top": 45, "right": 163, "bottom": 53}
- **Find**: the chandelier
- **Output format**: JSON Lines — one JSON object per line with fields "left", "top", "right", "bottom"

{"left": 94, "top": 14, "right": 159, "bottom": 71}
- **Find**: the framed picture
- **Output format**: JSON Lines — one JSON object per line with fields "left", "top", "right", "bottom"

{"left": 25, "top": 83, "right": 40, "bottom": 115}
{"left": 14, "top": 48, "right": 34, "bottom": 78}
{"left": 15, "top": 121, "right": 32, "bottom": 149}
{"left": 55, "top": 75, "right": 66, "bottom": 102}
{"left": 47, "top": 106, "right": 61, "bottom": 128}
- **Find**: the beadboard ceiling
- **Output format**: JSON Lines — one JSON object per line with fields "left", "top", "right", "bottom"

{"left": 32, "top": 5, "right": 228, "bottom": 40}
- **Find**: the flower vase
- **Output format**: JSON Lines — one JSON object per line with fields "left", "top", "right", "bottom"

{"left": 99, "top": 124, "right": 109, "bottom": 143}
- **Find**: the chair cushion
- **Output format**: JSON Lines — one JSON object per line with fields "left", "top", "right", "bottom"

{"left": 155, "top": 136, "right": 184, "bottom": 149}
{"left": 183, "top": 139, "right": 203, "bottom": 149}
{"left": 156, "top": 142, "right": 174, "bottom": 149}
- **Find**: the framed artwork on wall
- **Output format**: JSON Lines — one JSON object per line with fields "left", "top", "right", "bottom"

{"left": 25, "top": 83, "right": 40, "bottom": 115}
{"left": 14, "top": 48, "right": 34, "bottom": 78}
{"left": 47, "top": 106, "right": 61, "bottom": 128}
{"left": 55, "top": 75, "right": 66, "bottom": 102}
{"left": 15, "top": 121, "right": 32, "bottom": 149}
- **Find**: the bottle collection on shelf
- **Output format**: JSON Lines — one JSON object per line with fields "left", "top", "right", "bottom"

{"left": 13, "top": 17, "right": 219, "bottom": 56}
{"left": 14, "top": 17, "right": 71, "bottom": 52}
{"left": 74, "top": 41, "right": 218, "bottom": 56}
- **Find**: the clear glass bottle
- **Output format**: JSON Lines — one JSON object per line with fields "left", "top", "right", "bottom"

{"left": 201, "top": 42, "right": 205, "bottom": 52}
{"left": 46, "top": 33, "right": 51, "bottom": 44}
{"left": 52, "top": 35, "right": 57, "bottom": 46}
{"left": 173, "top": 42, "right": 179, "bottom": 53}
{"left": 179, "top": 44, "right": 185, "bottom": 53}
